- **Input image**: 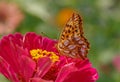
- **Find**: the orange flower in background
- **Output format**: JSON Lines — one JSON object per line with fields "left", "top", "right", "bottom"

{"left": 0, "top": 1, "right": 24, "bottom": 35}
{"left": 56, "top": 8, "right": 74, "bottom": 27}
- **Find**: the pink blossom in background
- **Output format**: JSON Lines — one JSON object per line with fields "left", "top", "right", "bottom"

{"left": 0, "top": 32, "right": 99, "bottom": 82}
{"left": 112, "top": 55, "right": 120, "bottom": 72}
{"left": 0, "top": 1, "right": 24, "bottom": 35}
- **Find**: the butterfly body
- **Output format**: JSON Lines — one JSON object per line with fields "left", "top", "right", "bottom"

{"left": 57, "top": 12, "right": 89, "bottom": 59}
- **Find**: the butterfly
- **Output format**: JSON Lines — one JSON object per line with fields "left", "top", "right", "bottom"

{"left": 57, "top": 12, "right": 90, "bottom": 60}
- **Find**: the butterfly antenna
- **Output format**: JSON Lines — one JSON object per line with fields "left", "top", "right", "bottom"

{"left": 41, "top": 32, "right": 49, "bottom": 37}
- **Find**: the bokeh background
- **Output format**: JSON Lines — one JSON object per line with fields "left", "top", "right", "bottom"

{"left": 0, "top": 0, "right": 120, "bottom": 82}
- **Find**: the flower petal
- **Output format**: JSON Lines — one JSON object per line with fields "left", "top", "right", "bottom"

{"left": 62, "top": 59, "right": 99, "bottom": 82}
{"left": 42, "top": 37, "right": 57, "bottom": 52}
{"left": 30, "top": 77, "right": 53, "bottom": 82}
{"left": 62, "top": 68, "right": 98, "bottom": 82}
{"left": 0, "top": 57, "right": 19, "bottom": 82}
{"left": 34, "top": 57, "right": 52, "bottom": 78}
{"left": 23, "top": 32, "right": 42, "bottom": 50}
{"left": 56, "top": 62, "right": 77, "bottom": 82}
{"left": 19, "top": 55, "right": 36, "bottom": 81}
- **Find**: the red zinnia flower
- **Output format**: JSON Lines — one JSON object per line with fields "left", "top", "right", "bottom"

{"left": 0, "top": 32, "right": 99, "bottom": 82}
{"left": 0, "top": 1, "right": 24, "bottom": 35}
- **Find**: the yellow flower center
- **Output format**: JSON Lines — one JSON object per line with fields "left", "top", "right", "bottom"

{"left": 30, "top": 49, "right": 59, "bottom": 63}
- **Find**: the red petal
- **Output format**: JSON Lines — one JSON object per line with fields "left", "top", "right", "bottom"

{"left": 0, "top": 57, "right": 19, "bottom": 82}
{"left": 19, "top": 55, "right": 36, "bottom": 81}
{"left": 34, "top": 57, "right": 52, "bottom": 78}
{"left": 56, "top": 63, "right": 77, "bottom": 82}
{"left": 30, "top": 78, "right": 53, "bottom": 82}
{"left": 23, "top": 32, "right": 42, "bottom": 50}
{"left": 63, "top": 68, "right": 98, "bottom": 82}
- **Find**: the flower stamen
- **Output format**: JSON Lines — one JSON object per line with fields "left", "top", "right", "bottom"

{"left": 30, "top": 49, "right": 59, "bottom": 63}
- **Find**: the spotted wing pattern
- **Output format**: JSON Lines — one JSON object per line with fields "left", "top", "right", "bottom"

{"left": 57, "top": 12, "right": 90, "bottom": 59}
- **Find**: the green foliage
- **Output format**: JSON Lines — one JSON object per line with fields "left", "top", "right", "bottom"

{"left": 0, "top": 74, "right": 10, "bottom": 82}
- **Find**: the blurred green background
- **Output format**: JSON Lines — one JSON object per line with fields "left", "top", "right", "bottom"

{"left": 0, "top": 0, "right": 120, "bottom": 82}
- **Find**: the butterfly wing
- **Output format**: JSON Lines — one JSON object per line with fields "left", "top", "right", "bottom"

{"left": 57, "top": 12, "right": 90, "bottom": 59}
